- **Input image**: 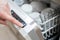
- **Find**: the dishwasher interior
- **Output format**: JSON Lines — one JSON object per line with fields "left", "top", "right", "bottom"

{"left": 8, "top": 0, "right": 60, "bottom": 40}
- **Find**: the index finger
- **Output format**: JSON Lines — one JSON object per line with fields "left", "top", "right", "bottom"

{"left": 1, "top": 11, "right": 23, "bottom": 27}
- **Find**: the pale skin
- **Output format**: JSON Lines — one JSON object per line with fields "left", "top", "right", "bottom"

{"left": 0, "top": 0, "right": 23, "bottom": 27}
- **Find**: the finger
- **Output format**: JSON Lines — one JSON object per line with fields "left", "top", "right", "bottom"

{"left": 6, "top": 15, "right": 23, "bottom": 27}
{"left": 1, "top": 11, "right": 23, "bottom": 27}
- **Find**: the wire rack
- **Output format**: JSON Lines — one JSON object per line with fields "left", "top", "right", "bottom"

{"left": 40, "top": 14, "right": 60, "bottom": 40}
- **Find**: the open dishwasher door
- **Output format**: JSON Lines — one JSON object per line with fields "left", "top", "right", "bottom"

{"left": 8, "top": 0, "right": 44, "bottom": 40}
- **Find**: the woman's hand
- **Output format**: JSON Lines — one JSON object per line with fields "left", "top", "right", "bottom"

{"left": 0, "top": 0, "right": 23, "bottom": 27}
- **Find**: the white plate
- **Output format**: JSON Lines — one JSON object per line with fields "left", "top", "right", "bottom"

{"left": 21, "top": 4, "right": 33, "bottom": 13}
{"left": 29, "top": 12, "right": 42, "bottom": 24}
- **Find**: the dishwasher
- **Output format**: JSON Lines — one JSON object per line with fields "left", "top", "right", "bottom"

{"left": 8, "top": 0, "right": 60, "bottom": 40}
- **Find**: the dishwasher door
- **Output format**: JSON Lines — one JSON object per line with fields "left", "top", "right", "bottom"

{"left": 8, "top": 0, "right": 44, "bottom": 40}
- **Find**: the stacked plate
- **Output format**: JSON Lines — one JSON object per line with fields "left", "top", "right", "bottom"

{"left": 40, "top": 8, "right": 55, "bottom": 30}
{"left": 41, "top": 8, "right": 54, "bottom": 21}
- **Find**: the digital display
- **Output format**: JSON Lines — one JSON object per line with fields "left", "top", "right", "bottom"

{"left": 11, "top": 10, "right": 26, "bottom": 28}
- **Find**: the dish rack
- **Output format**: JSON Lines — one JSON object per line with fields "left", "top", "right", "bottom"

{"left": 40, "top": 14, "right": 60, "bottom": 40}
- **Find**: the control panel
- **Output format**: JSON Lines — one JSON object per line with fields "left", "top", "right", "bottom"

{"left": 11, "top": 10, "right": 26, "bottom": 28}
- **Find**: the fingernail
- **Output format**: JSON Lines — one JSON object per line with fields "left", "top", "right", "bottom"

{"left": 20, "top": 24, "right": 24, "bottom": 28}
